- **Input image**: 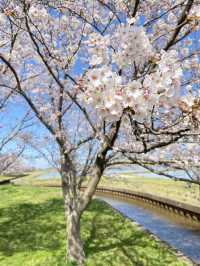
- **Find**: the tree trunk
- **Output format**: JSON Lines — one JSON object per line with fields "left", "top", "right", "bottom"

{"left": 61, "top": 164, "right": 85, "bottom": 266}
{"left": 67, "top": 208, "right": 85, "bottom": 266}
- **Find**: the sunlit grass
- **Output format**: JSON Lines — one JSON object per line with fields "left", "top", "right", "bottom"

{"left": 15, "top": 168, "right": 61, "bottom": 186}
{"left": 15, "top": 169, "right": 200, "bottom": 207}
{"left": 0, "top": 175, "right": 9, "bottom": 181}
{"left": 0, "top": 185, "right": 189, "bottom": 266}
{"left": 98, "top": 174, "right": 200, "bottom": 207}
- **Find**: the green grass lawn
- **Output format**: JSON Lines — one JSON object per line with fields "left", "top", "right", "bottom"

{"left": 0, "top": 185, "right": 190, "bottom": 266}
{"left": 18, "top": 170, "right": 200, "bottom": 208}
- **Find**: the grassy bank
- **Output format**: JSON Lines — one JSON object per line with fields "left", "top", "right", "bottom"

{"left": 0, "top": 185, "right": 189, "bottom": 266}
{"left": 16, "top": 170, "right": 200, "bottom": 208}
{"left": 0, "top": 175, "right": 12, "bottom": 181}
{"left": 99, "top": 174, "right": 200, "bottom": 207}
{"left": 0, "top": 170, "right": 43, "bottom": 182}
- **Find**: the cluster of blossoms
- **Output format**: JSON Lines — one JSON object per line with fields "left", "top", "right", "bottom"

{"left": 111, "top": 25, "right": 154, "bottom": 69}
{"left": 144, "top": 50, "right": 182, "bottom": 105}
{"left": 179, "top": 96, "right": 200, "bottom": 127}
{"left": 86, "top": 33, "right": 110, "bottom": 66}
{"left": 29, "top": 5, "right": 49, "bottom": 20}
{"left": 86, "top": 24, "right": 154, "bottom": 69}
{"left": 78, "top": 67, "right": 123, "bottom": 121}
{"left": 79, "top": 23, "right": 183, "bottom": 123}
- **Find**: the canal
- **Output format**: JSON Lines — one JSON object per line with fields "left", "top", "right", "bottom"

{"left": 97, "top": 193, "right": 200, "bottom": 264}
{"left": 35, "top": 170, "right": 200, "bottom": 264}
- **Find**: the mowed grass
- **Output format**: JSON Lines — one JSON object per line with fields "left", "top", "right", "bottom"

{"left": 98, "top": 174, "right": 200, "bottom": 207}
{"left": 19, "top": 169, "right": 200, "bottom": 208}
{"left": 0, "top": 185, "right": 189, "bottom": 266}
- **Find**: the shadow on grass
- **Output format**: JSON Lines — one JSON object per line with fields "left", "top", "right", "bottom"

{"left": 83, "top": 201, "right": 181, "bottom": 266}
{"left": 0, "top": 196, "right": 181, "bottom": 265}
{"left": 0, "top": 198, "right": 66, "bottom": 257}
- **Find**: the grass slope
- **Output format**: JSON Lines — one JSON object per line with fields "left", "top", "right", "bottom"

{"left": 16, "top": 170, "right": 200, "bottom": 208}
{"left": 98, "top": 174, "right": 200, "bottom": 207}
{"left": 0, "top": 185, "right": 189, "bottom": 266}
{"left": 0, "top": 175, "right": 11, "bottom": 181}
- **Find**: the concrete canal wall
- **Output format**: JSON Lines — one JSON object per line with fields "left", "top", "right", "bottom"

{"left": 81, "top": 186, "right": 200, "bottom": 222}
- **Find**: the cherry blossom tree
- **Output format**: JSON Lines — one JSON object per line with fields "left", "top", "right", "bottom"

{"left": 0, "top": 89, "right": 31, "bottom": 174}
{"left": 0, "top": 0, "right": 200, "bottom": 264}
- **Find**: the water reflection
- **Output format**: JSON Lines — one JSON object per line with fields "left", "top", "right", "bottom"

{"left": 97, "top": 193, "right": 200, "bottom": 264}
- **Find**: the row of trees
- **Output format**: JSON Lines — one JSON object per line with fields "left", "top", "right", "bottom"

{"left": 0, "top": 0, "right": 200, "bottom": 265}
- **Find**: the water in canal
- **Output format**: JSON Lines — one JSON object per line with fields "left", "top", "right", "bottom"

{"left": 97, "top": 193, "right": 200, "bottom": 264}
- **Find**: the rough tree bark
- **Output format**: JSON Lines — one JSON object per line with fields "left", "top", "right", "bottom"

{"left": 61, "top": 153, "right": 85, "bottom": 265}
{"left": 62, "top": 190, "right": 85, "bottom": 265}
{"left": 60, "top": 152, "right": 107, "bottom": 265}
{"left": 66, "top": 199, "right": 85, "bottom": 265}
